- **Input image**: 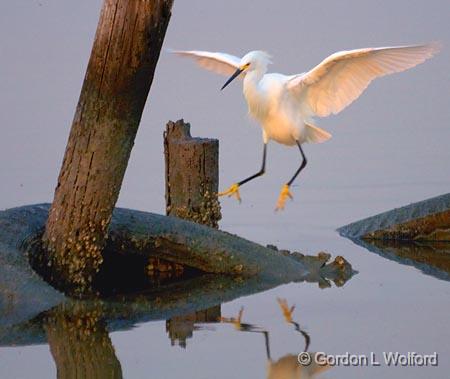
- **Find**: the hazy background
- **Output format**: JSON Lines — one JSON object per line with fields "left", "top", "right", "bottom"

{"left": 0, "top": 0, "right": 448, "bottom": 236}
{"left": 1, "top": 2, "right": 450, "bottom": 379}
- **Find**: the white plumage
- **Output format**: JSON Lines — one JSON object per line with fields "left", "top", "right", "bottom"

{"left": 173, "top": 43, "right": 440, "bottom": 209}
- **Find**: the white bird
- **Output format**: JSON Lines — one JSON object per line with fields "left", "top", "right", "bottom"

{"left": 173, "top": 43, "right": 440, "bottom": 210}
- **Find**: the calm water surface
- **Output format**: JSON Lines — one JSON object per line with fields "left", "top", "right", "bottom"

{"left": 1, "top": 183, "right": 449, "bottom": 379}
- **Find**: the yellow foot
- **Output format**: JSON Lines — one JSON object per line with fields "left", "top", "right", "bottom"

{"left": 277, "top": 298, "right": 295, "bottom": 323}
{"left": 275, "top": 184, "right": 293, "bottom": 211}
{"left": 218, "top": 183, "right": 241, "bottom": 202}
{"left": 220, "top": 307, "right": 244, "bottom": 330}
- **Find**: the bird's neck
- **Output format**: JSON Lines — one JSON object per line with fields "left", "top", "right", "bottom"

{"left": 243, "top": 69, "right": 267, "bottom": 120}
{"left": 244, "top": 68, "right": 265, "bottom": 88}
{"left": 243, "top": 68, "right": 265, "bottom": 98}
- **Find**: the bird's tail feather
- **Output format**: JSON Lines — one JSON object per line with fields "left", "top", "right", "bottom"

{"left": 304, "top": 122, "right": 332, "bottom": 143}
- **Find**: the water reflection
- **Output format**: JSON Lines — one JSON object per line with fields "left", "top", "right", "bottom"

{"left": 4, "top": 298, "right": 331, "bottom": 378}
{"left": 353, "top": 239, "right": 450, "bottom": 281}
{"left": 166, "top": 305, "right": 221, "bottom": 348}
{"left": 42, "top": 302, "right": 222, "bottom": 377}
{"left": 219, "top": 299, "right": 330, "bottom": 379}
{"left": 43, "top": 301, "right": 122, "bottom": 379}
{"left": 1, "top": 266, "right": 345, "bottom": 378}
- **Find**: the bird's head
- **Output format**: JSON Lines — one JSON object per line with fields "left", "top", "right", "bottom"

{"left": 221, "top": 50, "right": 272, "bottom": 90}
{"left": 241, "top": 50, "right": 272, "bottom": 72}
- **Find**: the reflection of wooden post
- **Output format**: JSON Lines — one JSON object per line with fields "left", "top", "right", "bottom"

{"left": 42, "top": 0, "right": 174, "bottom": 293}
{"left": 164, "top": 119, "right": 221, "bottom": 228}
{"left": 44, "top": 302, "right": 122, "bottom": 379}
{"left": 166, "top": 313, "right": 196, "bottom": 348}
{"left": 195, "top": 305, "right": 221, "bottom": 322}
{"left": 166, "top": 306, "right": 222, "bottom": 348}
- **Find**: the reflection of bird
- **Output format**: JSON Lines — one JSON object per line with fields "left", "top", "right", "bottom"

{"left": 220, "top": 301, "right": 329, "bottom": 378}
{"left": 267, "top": 299, "right": 329, "bottom": 379}
{"left": 267, "top": 354, "right": 328, "bottom": 379}
{"left": 174, "top": 44, "right": 440, "bottom": 209}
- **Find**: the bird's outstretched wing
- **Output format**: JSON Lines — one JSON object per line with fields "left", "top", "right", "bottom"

{"left": 287, "top": 43, "right": 441, "bottom": 118}
{"left": 171, "top": 50, "right": 243, "bottom": 77}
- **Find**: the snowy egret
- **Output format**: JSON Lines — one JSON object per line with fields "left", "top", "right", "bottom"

{"left": 174, "top": 43, "right": 440, "bottom": 210}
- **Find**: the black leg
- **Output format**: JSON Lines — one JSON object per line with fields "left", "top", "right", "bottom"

{"left": 287, "top": 141, "right": 307, "bottom": 186}
{"left": 263, "top": 330, "right": 271, "bottom": 360}
{"left": 236, "top": 324, "right": 271, "bottom": 360}
{"left": 291, "top": 321, "right": 311, "bottom": 352}
{"left": 237, "top": 143, "right": 267, "bottom": 186}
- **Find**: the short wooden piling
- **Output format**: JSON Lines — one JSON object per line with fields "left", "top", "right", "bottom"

{"left": 164, "top": 119, "right": 221, "bottom": 228}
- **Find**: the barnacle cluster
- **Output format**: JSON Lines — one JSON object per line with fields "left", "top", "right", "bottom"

{"left": 167, "top": 190, "right": 222, "bottom": 228}
{"left": 43, "top": 219, "right": 110, "bottom": 295}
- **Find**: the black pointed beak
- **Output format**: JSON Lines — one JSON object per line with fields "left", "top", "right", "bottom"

{"left": 221, "top": 67, "right": 244, "bottom": 90}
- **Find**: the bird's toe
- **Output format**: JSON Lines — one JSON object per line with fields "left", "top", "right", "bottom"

{"left": 277, "top": 298, "right": 296, "bottom": 323}
{"left": 275, "top": 184, "right": 293, "bottom": 211}
{"left": 218, "top": 183, "right": 241, "bottom": 202}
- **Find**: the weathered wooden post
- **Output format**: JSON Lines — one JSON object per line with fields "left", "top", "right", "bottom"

{"left": 42, "top": 0, "right": 174, "bottom": 292}
{"left": 164, "top": 119, "right": 221, "bottom": 228}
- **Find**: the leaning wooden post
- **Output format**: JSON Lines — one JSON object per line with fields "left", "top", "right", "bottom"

{"left": 164, "top": 119, "right": 221, "bottom": 228}
{"left": 42, "top": 0, "right": 174, "bottom": 292}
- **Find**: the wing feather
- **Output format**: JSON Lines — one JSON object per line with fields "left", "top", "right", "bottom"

{"left": 171, "top": 50, "right": 242, "bottom": 77}
{"left": 288, "top": 43, "right": 441, "bottom": 117}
